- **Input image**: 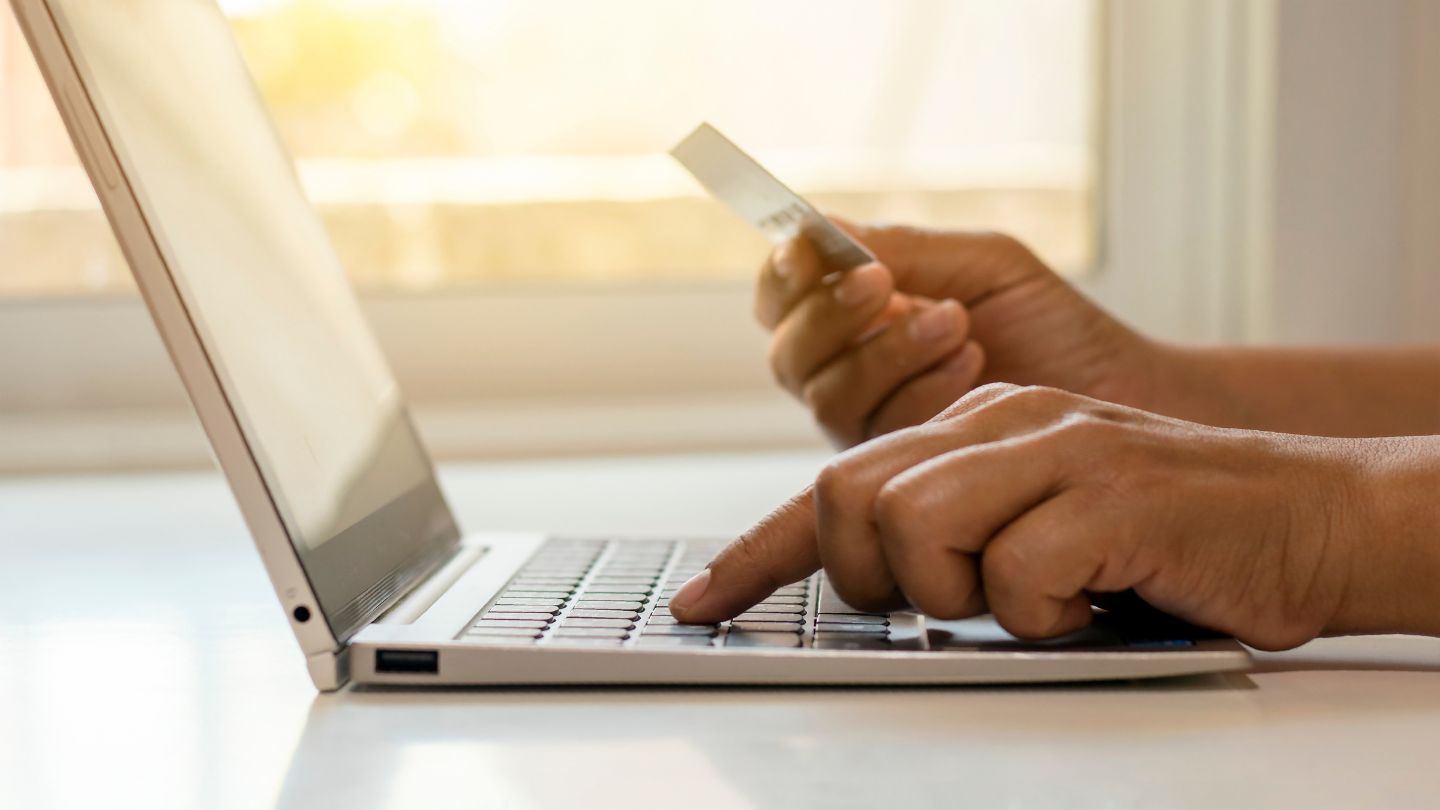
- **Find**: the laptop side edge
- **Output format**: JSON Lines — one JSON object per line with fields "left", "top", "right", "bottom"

{"left": 11, "top": 0, "right": 353, "bottom": 689}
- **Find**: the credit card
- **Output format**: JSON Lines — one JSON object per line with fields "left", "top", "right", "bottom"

{"left": 670, "top": 122, "right": 877, "bottom": 271}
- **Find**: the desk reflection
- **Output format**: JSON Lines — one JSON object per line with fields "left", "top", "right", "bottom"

{"left": 274, "top": 672, "right": 1256, "bottom": 810}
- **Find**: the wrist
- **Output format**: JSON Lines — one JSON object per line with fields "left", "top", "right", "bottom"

{"left": 1130, "top": 342, "right": 1253, "bottom": 428}
{"left": 1326, "top": 437, "right": 1440, "bottom": 637}
{"left": 1095, "top": 337, "right": 1207, "bottom": 421}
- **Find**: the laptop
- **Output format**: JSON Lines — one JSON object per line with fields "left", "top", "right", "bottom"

{"left": 12, "top": 0, "right": 1251, "bottom": 690}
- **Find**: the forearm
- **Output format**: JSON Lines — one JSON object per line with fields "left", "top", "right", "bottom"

{"left": 1329, "top": 435, "right": 1440, "bottom": 637}
{"left": 1144, "top": 343, "right": 1440, "bottom": 437}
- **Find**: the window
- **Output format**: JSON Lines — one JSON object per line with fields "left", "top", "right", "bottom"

{"left": 1, "top": 0, "right": 1121, "bottom": 470}
{"left": 1, "top": 0, "right": 1098, "bottom": 297}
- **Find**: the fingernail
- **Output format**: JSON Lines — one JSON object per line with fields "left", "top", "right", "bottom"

{"left": 669, "top": 568, "right": 712, "bottom": 615}
{"left": 908, "top": 299, "right": 959, "bottom": 342}
{"left": 833, "top": 265, "right": 885, "bottom": 306}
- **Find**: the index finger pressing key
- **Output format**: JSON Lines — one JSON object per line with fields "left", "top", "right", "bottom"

{"left": 669, "top": 487, "right": 822, "bottom": 624}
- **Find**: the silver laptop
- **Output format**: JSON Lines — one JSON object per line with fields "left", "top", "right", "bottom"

{"left": 13, "top": 0, "right": 1251, "bottom": 690}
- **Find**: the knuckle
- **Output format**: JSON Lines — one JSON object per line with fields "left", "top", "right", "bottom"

{"left": 1053, "top": 411, "right": 1110, "bottom": 439}
{"left": 995, "top": 607, "right": 1052, "bottom": 640}
{"left": 831, "top": 578, "right": 896, "bottom": 613}
{"left": 936, "top": 382, "right": 1020, "bottom": 420}
{"left": 908, "top": 585, "right": 975, "bottom": 621}
{"left": 803, "top": 380, "right": 854, "bottom": 433}
{"left": 982, "top": 541, "right": 1031, "bottom": 590}
{"left": 814, "top": 457, "right": 862, "bottom": 517}
{"left": 988, "top": 385, "right": 1076, "bottom": 420}
{"left": 765, "top": 342, "right": 795, "bottom": 390}
{"left": 1009, "top": 384, "right": 1062, "bottom": 405}
{"left": 981, "top": 230, "right": 1037, "bottom": 264}
{"left": 752, "top": 294, "right": 773, "bottom": 329}
{"left": 873, "top": 478, "right": 927, "bottom": 538}
{"left": 1048, "top": 412, "right": 1134, "bottom": 459}
{"left": 972, "top": 381, "right": 1021, "bottom": 400}
{"left": 985, "top": 230, "right": 1024, "bottom": 252}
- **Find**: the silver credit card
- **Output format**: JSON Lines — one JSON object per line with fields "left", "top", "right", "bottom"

{"left": 670, "top": 123, "right": 876, "bottom": 272}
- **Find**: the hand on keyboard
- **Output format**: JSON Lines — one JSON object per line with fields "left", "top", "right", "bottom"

{"left": 671, "top": 384, "right": 1397, "bottom": 652}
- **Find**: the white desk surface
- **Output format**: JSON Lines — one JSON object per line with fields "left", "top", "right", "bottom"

{"left": 1, "top": 450, "right": 1438, "bottom": 810}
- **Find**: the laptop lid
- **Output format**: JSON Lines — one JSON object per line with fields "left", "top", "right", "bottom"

{"left": 16, "top": 0, "right": 462, "bottom": 645}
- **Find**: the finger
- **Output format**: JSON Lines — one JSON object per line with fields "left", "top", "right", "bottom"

{"left": 865, "top": 341, "right": 986, "bottom": 439}
{"left": 867, "top": 430, "right": 1068, "bottom": 620}
{"left": 801, "top": 300, "right": 971, "bottom": 446}
{"left": 982, "top": 491, "right": 1117, "bottom": 639}
{"left": 669, "top": 487, "right": 822, "bottom": 624}
{"left": 873, "top": 474, "right": 986, "bottom": 619}
{"left": 755, "top": 237, "right": 828, "bottom": 331}
{"left": 769, "top": 262, "right": 894, "bottom": 394}
{"left": 873, "top": 419, "right": 1076, "bottom": 566}
{"left": 855, "top": 291, "right": 919, "bottom": 344}
{"left": 829, "top": 217, "right": 1041, "bottom": 303}
{"left": 811, "top": 391, "right": 1065, "bottom": 612}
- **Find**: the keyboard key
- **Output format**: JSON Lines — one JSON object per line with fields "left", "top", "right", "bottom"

{"left": 567, "top": 609, "right": 640, "bottom": 620}
{"left": 644, "top": 619, "right": 719, "bottom": 631}
{"left": 575, "top": 600, "right": 644, "bottom": 611}
{"left": 724, "top": 632, "right": 802, "bottom": 648}
{"left": 500, "top": 590, "right": 573, "bottom": 599}
{"left": 495, "top": 597, "right": 567, "bottom": 607}
{"left": 636, "top": 636, "right": 717, "bottom": 648}
{"left": 641, "top": 625, "right": 716, "bottom": 637}
{"left": 731, "top": 603, "right": 807, "bottom": 615}
{"left": 553, "top": 627, "right": 630, "bottom": 638}
{"left": 464, "top": 635, "right": 539, "bottom": 645}
{"left": 558, "top": 618, "right": 635, "bottom": 629}
{"left": 730, "top": 621, "right": 803, "bottom": 634}
{"left": 816, "top": 623, "right": 888, "bottom": 634}
{"left": 575, "top": 590, "right": 650, "bottom": 600}
{"left": 755, "top": 596, "right": 806, "bottom": 606}
{"left": 546, "top": 637, "right": 625, "bottom": 646}
{"left": 814, "top": 614, "right": 889, "bottom": 626}
{"left": 765, "top": 586, "right": 810, "bottom": 597}
{"left": 473, "top": 619, "right": 549, "bottom": 630}
{"left": 465, "top": 627, "right": 543, "bottom": 638}
{"left": 483, "top": 606, "right": 559, "bottom": 616}
{"left": 733, "top": 610, "right": 803, "bottom": 622}
{"left": 813, "top": 637, "right": 893, "bottom": 651}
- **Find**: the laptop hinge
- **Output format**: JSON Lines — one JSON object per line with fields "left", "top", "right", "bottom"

{"left": 375, "top": 544, "right": 488, "bottom": 625}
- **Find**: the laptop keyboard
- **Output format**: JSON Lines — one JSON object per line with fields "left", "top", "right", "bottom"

{"left": 458, "top": 538, "right": 896, "bottom": 650}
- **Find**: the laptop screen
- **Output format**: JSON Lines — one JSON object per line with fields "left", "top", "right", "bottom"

{"left": 47, "top": 0, "right": 459, "bottom": 635}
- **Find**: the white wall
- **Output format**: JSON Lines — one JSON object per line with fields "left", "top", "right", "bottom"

{"left": 1270, "top": 0, "right": 1440, "bottom": 344}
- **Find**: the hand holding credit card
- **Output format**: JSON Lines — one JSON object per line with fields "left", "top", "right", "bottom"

{"left": 669, "top": 123, "right": 876, "bottom": 272}
{"left": 669, "top": 122, "right": 988, "bottom": 450}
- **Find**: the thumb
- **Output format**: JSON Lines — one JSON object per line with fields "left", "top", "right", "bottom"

{"left": 669, "top": 487, "right": 822, "bottom": 624}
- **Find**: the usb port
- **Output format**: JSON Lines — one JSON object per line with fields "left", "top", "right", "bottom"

{"left": 374, "top": 649, "right": 439, "bottom": 674}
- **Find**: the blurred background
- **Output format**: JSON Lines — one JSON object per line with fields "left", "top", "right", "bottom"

{"left": 0, "top": 0, "right": 1436, "bottom": 471}
{"left": 2, "top": 0, "right": 1096, "bottom": 292}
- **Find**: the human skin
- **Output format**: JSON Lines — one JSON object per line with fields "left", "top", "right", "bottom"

{"left": 755, "top": 220, "right": 1440, "bottom": 444}
{"left": 672, "top": 223, "right": 1440, "bottom": 646}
